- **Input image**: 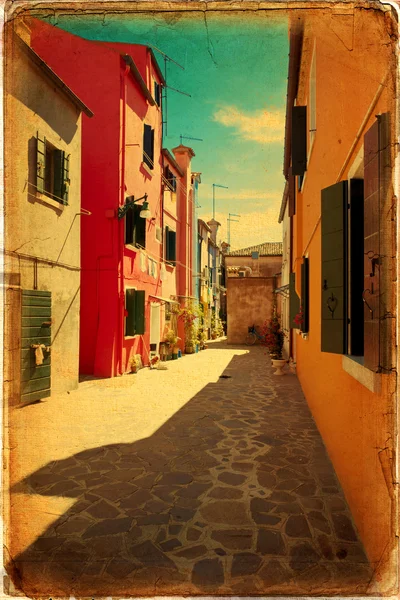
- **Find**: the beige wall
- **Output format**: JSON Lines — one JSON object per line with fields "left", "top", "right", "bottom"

{"left": 226, "top": 277, "right": 276, "bottom": 344}
{"left": 4, "top": 34, "right": 83, "bottom": 401}
{"left": 225, "top": 255, "right": 282, "bottom": 278}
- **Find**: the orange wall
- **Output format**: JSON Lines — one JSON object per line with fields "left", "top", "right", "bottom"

{"left": 291, "top": 7, "right": 397, "bottom": 585}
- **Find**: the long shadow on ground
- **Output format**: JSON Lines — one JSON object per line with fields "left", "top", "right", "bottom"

{"left": 9, "top": 347, "right": 371, "bottom": 596}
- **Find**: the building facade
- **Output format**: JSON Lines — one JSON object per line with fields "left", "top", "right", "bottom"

{"left": 225, "top": 242, "right": 283, "bottom": 344}
{"left": 4, "top": 27, "right": 92, "bottom": 405}
{"left": 30, "top": 19, "right": 167, "bottom": 377}
{"left": 281, "top": 7, "right": 398, "bottom": 588}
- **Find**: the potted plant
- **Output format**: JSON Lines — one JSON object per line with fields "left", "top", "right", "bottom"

{"left": 260, "top": 314, "right": 286, "bottom": 375}
{"left": 179, "top": 301, "right": 200, "bottom": 354}
{"left": 164, "top": 329, "right": 180, "bottom": 360}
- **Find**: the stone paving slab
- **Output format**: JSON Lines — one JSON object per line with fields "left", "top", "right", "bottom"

{"left": 9, "top": 344, "right": 372, "bottom": 596}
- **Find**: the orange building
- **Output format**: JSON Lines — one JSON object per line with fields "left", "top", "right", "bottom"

{"left": 280, "top": 6, "right": 398, "bottom": 591}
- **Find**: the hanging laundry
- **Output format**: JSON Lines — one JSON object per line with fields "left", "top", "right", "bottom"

{"left": 140, "top": 251, "right": 147, "bottom": 273}
{"left": 160, "top": 262, "right": 167, "bottom": 281}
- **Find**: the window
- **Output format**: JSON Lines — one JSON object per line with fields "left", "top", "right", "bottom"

{"left": 154, "top": 81, "right": 161, "bottom": 106}
{"left": 300, "top": 257, "right": 309, "bottom": 334}
{"left": 320, "top": 112, "right": 393, "bottom": 373}
{"left": 289, "top": 272, "right": 300, "bottom": 330}
{"left": 125, "top": 289, "right": 145, "bottom": 336}
{"left": 164, "top": 166, "right": 177, "bottom": 192}
{"left": 125, "top": 204, "right": 146, "bottom": 248}
{"left": 165, "top": 226, "right": 176, "bottom": 263}
{"left": 143, "top": 124, "right": 155, "bottom": 169}
{"left": 291, "top": 106, "right": 307, "bottom": 176}
{"left": 36, "top": 132, "right": 70, "bottom": 204}
{"left": 309, "top": 43, "right": 316, "bottom": 152}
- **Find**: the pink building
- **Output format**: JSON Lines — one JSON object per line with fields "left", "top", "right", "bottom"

{"left": 30, "top": 19, "right": 167, "bottom": 377}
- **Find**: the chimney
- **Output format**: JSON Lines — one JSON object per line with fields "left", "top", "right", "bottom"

{"left": 207, "top": 218, "right": 221, "bottom": 244}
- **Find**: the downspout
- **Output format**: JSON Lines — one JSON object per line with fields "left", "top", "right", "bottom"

{"left": 118, "top": 62, "right": 130, "bottom": 376}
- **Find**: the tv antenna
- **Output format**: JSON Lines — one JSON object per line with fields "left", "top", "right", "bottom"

{"left": 147, "top": 45, "right": 191, "bottom": 138}
{"left": 227, "top": 213, "right": 240, "bottom": 248}
{"left": 212, "top": 183, "right": 228, "bottom": 220}
{"left": 180, "top": 135, "right": 203, "bottom": 145}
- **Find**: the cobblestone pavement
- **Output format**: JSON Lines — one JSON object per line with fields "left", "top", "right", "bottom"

{"left": 10, "top": 344, "right": 372, "bottom": 596}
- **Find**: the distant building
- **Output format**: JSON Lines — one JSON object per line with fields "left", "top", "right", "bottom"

{"left": 225, "top": 242, "right": 283, "bottom": 344}
{"left": 4, "top": 28, "right": 92, "bottom": 404}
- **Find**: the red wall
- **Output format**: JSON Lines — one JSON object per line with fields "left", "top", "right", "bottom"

{"left": 30, "top": 20, "right": 164, "bottom": 377}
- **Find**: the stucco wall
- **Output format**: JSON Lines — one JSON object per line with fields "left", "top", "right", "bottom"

{"left": 4, "top": 33, "right": 82, "bottom": 399}
{"left": 289, "top": 7, "right": 397, "bottom": 581}
{"left": 226, "top": 278, "right": 275, "bottom": 344}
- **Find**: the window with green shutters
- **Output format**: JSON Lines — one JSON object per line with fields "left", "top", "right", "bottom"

{"left": 165, "top": 226, "right": 176, "bottom": 263}
{"left": 321, "top": 181, "right": 348, "bottom": 354}
{"left": 301, "top": 258, "right": 309, "bottom": 334}
{"left": 125, "top": 289, "right": 146, "bottom": 336}
{"left": 125, "top": 204, "right": 146, "bottom": 248}
{"left": 291, "top": 106, "right": 307, "bottom": 176}
{"left": 289, "top": 272, "right": 300, "bottom": 329}
{"left": 143, "top": 124, "right": 155, "bottom": 169}
{"left": 36, "top": 132, "right": 70, "bottom": 204}
{"left": 320, "top": 112, "right": 393, "bottom": 373}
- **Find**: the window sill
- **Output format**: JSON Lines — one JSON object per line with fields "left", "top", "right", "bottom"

{"left": 342, "top": 355, "right": 382, "bottom": 394}
{"left": 141, "top": 162, "right": 154, "bottom": 177}
{"left": 125, "top": 244, "right": 141, "bottom": 252}
{"left": 36, "top": 192, "right": 65, "bottom": 211}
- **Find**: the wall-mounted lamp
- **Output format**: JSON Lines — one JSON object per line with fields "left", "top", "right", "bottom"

{"left": 118, "top": 194, "right": 151, "bottom": 220}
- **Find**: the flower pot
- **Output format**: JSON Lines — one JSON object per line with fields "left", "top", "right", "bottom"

{"left": 271, "top": 358, "right": 287, "bottom": 376}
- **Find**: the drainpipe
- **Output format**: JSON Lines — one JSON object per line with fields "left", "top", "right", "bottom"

{"left": 118, "top": 63, "right": 130, "bottom": 376}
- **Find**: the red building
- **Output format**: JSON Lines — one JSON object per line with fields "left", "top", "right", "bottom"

{"left": 30, "top": 19, "right": 167, "bottom": 377}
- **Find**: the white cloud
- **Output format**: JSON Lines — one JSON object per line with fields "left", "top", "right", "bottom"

{"left": 213, "top": 105, "right": 285, "bottom": 144}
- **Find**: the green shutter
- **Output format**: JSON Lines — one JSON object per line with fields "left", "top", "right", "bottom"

{"left": 134, "top": 290, "right": 145, "bottom": 335}
{"left": 291, "top": 106, "right": 307, "bottom": 176}
{"left": 143, "top": 124, "right": 152, "bottom": 167}
{"left": 21, "top": 290, "right": 51, "bottom": 403}
{"left": 301, "top": 258, "right": 309, "bottom": 333}
{"left": 53, "top": 149, "right": 64, "bottom": 201}
{"left": 321, "top": 181, "right": 348, "bottom": 354}
{"left": 150, "top": 129, "right": 155, "bottom": 168}
{"left": 349, "top": 179, "right": 364, "bottom": 356}
{"left": 125, "top": 289, "right": 136, "bottom": 336}
{"left": 62, "top": 153, "right": 70, "bottom": 204}
{"left": 167, "top": 230, "right": 176, "bottom": 262}
{"left": 289, "top": 272, "right": 300, "bottom": 329}
{"left": 36, "top": 132, "right": 46, "bottom": 193}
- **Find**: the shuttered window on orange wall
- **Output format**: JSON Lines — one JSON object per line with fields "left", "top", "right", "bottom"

{"left": 288, "top": 170, "right": 296, "bottom": 217}
{"left": 321, "top": 181, "right": 348, "bottom": 354}
{"left": 301, "top": 257, "right": 309, "bottom": 334}
{"left": 320, "top": 112, "right": 392, "bottom": 372}
{"left": 289, "top": 272, "right": 300, "bottom": 329}
{"left": 291, "top": 106, "right": 307, "bottom": 176}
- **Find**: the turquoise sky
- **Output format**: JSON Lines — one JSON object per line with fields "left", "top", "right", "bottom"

{"left": 43, "top": 11, "right": 288, "bottom": 249}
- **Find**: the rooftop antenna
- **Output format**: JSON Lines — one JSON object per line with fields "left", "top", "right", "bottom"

{"left": 212, "top": 183, "right": 228, "bottom": 220}
{"left": 147, "top": 45, "right": 189, "bottom": 139}
{"left": 180, "top": 135, "right": 203, "bottom": 145}
{"left": 227, "top": 213, "right": 240, "bottom": 248}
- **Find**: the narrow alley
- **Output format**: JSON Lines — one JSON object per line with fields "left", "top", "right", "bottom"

{"left": 8, "top": 343, "right": 371, "bottom": 597}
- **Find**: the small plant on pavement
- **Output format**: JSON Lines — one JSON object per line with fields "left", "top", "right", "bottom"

{"left": 260, "top": 313, "right": 285, "bottom": 359}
